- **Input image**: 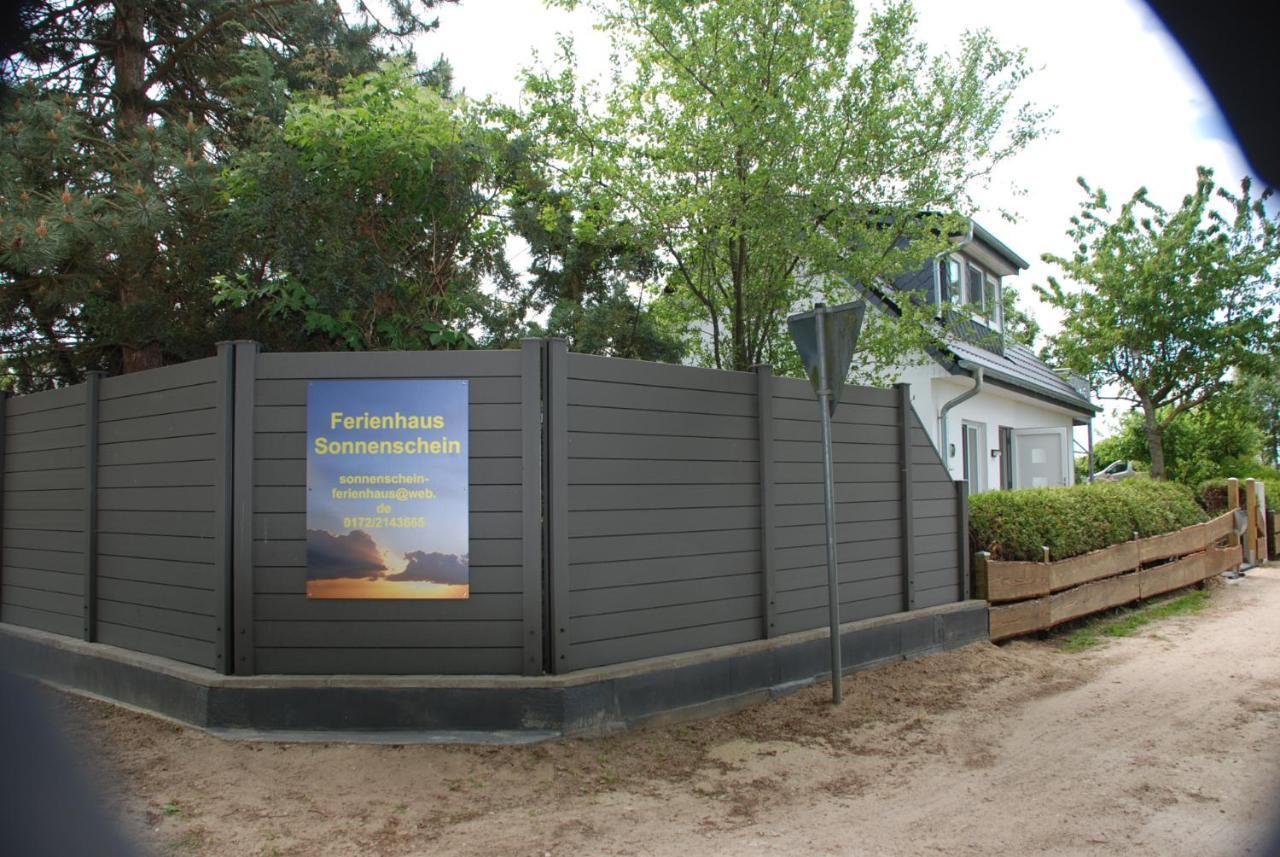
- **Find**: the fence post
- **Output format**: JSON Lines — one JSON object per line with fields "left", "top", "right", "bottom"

{"left": 753, "top": 365, "right": 777, "bottom": 638}
{"left": 82, "top": 371, "right": 104, "bottom": 642}
{"left": 956, "top": 480, "right": 969, "bottom": 598}
{"left": 545, "top": 339, "right": 570, "bottom": 673}
{"left": 1254, "top": 482, "right": 1268, "bottom": 561}
{"left": 231, "top": 341, "right": 258, "bottom": 675}
{"left": 520, "top": 339, "right": 546, "bottom": 676}
{"left": 1246, "top": 478, "right": 1258, "bottom": 566}
{"left": 1226, "top": 477, "right": 1241, "bottom": 550}
{"left": 212, "top": 343, "right": 237, "bottom": 674}
{"left": 972, "top": 550, "right": 989, "bottom": 600}
{"left": 898, "top": 383, "right": 916, "bottom": 611}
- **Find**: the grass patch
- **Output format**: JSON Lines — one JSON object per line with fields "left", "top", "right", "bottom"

{"left": 1061, "top": 587, "right": 1211, "bottom": 652}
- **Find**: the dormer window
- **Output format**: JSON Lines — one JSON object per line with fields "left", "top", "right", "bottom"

{"left": 938, "top": 254, "right": 1001, "bottom": 332}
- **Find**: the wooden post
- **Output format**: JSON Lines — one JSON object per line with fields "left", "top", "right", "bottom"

{"left": 1042, "top": 546, "right": 1051, "bottom": 564}
{"left": 1254, "top": 482, "right": 1268, "bottom": 562}
{"left": 519, "top": 339, "right": 546, "bottom": 676}
{"left": 82, "top": 371, "right": 105, "bottom": 642}
{"left": 973, "top": 550, "right": 990, "bottom": 600}
{"left": 898, "top": 383, "right": 916, "bottom": 611}
{"left": 754, "top": 364, "right": 777, "bottom": 638}
{"left": 231, "top": 341, "right": 258, "bottom": 675}
{"left": 1246, "top": 478, "right": 1258, "bottom": 566}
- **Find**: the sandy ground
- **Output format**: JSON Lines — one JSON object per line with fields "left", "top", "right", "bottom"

{"left": 53, "top": 566, "right": 1280, "bottom": 857}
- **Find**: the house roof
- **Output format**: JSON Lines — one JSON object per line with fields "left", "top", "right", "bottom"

{"left": 942, "top": 336, "right": 1099, "bottom": 417}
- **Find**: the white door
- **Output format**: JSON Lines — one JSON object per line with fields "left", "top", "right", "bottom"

{"left": 961, "top": 421, "right": 986, "bottom": 494}
{"left": 1012, "top": 428, "right": 1068, "bottom": 489}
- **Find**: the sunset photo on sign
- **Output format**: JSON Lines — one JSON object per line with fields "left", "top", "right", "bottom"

{"left": 304, "top": 379, "right": 470, "bottom": 599}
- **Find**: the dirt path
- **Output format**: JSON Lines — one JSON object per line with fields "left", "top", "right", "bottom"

{"left": 60, "top": 567, "right": 1280, "bottom": 857}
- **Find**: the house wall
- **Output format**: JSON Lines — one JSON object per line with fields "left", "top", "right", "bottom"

{"left": 895, "top": 361, "right": 1079, "bottom": 492}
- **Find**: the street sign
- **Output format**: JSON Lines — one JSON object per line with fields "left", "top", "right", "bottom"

{"left": 785, "top": 301, "right": 867, "bottom": 705}
{"left": 787, "top": 301, "right": 866, "bottom": 415}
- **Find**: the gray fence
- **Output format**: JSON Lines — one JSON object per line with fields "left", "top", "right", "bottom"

{"left": 1, "top": 340, "right": 968, "bottom": 677}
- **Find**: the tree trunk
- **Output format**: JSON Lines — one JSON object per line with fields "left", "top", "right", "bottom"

{"left": 1139, "top": 397, "right": 1166, "bottom": 479}
{"left": 112, "top": 2, "right": 163, "bottom": 374}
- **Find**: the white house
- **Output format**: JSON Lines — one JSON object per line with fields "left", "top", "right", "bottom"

{"left": 857, "top": 219, "right": 1098, "bottom": 494}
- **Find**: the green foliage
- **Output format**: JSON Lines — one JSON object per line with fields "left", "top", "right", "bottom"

{"left": 216, "top": 63, "right": 514, "bottom": 352}
{"left": 0, "top": 0, "right": 454, "bottom": 387}
{"left": 516, "top": 0, "right": 1047, "bottom": 373}
{"left": 1082, "top": 401, "right": 1263, "bottom": 487}
{"left": 1000, "top": 284, "right": 1041, "bottom": 348}
{"left": 1196, "top": 473, "right": 1280, "bottom": 514}
{"left": 969, "top": 480, "right": 1207, "bottom": 561}
{"left": 1037, "top": 167, "right": 1280, "bottom": 478}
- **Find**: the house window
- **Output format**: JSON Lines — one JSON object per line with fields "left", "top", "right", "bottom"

{"left": 944, "top": 257, "right": 963, "bottom": 306}
{"left": 944, "top": 254, "right": 1000, "bottom": 331}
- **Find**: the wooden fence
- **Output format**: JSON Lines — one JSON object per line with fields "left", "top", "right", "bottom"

{"left": 975, "top": 509, "right": 1242, "bottom": 641}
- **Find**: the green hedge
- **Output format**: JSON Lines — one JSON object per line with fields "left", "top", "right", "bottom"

{"left": 969, "top": 480, "right": 1207, "bottom": 562}
{"left": 1197, "top": 475, "right": 1279, "bottom": 514}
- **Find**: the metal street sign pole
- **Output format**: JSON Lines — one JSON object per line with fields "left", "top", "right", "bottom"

{"left": 787, "top": 299, "right": 865, "bottom": 707}
{"left": 814, "top": 305, "right": 843, "bottom": 705}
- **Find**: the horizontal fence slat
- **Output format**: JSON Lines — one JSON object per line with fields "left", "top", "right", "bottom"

{"left": 774, "top": 573, "right": 900, "bottom": 613}
{"left": 3, "top": 509, "right": 82, "bottom": 534}
{"left": 566, "top": 352, "right": 757, "bottom": 393}
{"left": 1, "top": 584, "right": 81, "bottom": 616}
{"left": 254, "top": 620, "right": 523, "bottom": 649}
{"left": 4, "top": 566, "right": 81, "bottom": 595}
{"left": 569, "top": 573, "right": 760, "bottom": 618}
{"left": 771, "top": 592, "right": 903, "bottom": 636}
{"left": 568, "top": 528, "right": 759, "bottom": 565}
{"left": 5, "top": 404, "right": 85, "bottom": 435}
{"left": 3, "top": 547, "right": 83, "bottom": 574}
{"left": 567, "top": 483, "right": 760, "bottom": 512}
{"left": 96, "top": 487, "right": 215, "bottom": 513}
{"left": 568, "top": 379, "right": 756, "bottom": 417}
{"left": 771, "top": 420, "right": 898, "bottom": 445}
{"left": 1048, "top": 573, "right": 1140, "bottom": 625}
{"left": 568, "top": 432, "right": 758, "bottom": 463}
{"left": 1, "top": 603, "right": 83, "bottom": 637}
{"left": 568, "top": 406, "right": 758, "bottom": 440}
{"left": 1137, "top": 551, "right": 1208, "bottom": 599}
{"left": 96, "top": 623, "right": 214, "bottom": 669}
{"left": 569, "top": 551, "right": 760, "bottom": 591}
{"left": 98, "top": 409, "right": 217, "bottom": 444}
{"left": 97, "top": 434, "right": 216, "bottom": 467}
{"left": 570, "top": 595, "right": 760, "bottom": 644}
{"left": 255, "top": 349, "right": 521, "bottom": 379}
{"left": 97, "top": 555, "right": 217, "bottom": 589}
{"left": 567, "top": 618, "right": 761, "bottom": 671}
{"left": 568, "top": 459, "right": 759, "bottom": 485}
{"left": 252, "top": 592, "right": 522, "bottom": 622}
{"left": 5, "top": 385, "right": 86, "bottom": 417}
{"left": 776, "top": 556, "right": 904, "bottom": 592}
{"left": 1139, "top": 522, "right": 1208, "bottom": 564}
{"left": 5, "top": 425, "right": 82, "bottom": 454}
{"left": 3, "top": 488, "right": 83, "bottom": 511}
{"left": 4, "top": 447, "right": 86, "bottom": 473}
{"left": 98, "top": 384, "right": 215, "bottom": 422}
{"left": 97, "top": 510, "right": 215, "bottom": 539}
{"left": 989, "top": 598, "right": 1049, "bottom": 641}
{"left": 98, "top": 358, "right": 217, "bottom": 400}
{"left": 97, "top": 600, "right": 218, "bottom": 642}
{"left": 97, "top": 533, "right": 213, "bottom": 564}
{"left": 96, "top": 577, "right": 214, "bottom": 615}
{"left": 568, "top": 506, "right": 759, "bottom": 539}
{"left": 2, "top": 530, "right": 85, "bottom": 553}
{"left": 5, "top": 469, "right": 83, "bottom": 492}
{"left": 254, "top": 376, "right": 521, "bottom": 407}
{"left": 98, "top": 460, "right": 218, "bottom": 489}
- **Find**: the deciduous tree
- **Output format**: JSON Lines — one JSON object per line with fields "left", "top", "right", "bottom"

{"left": 1038, "top": 167, "right": 1280, "bottom": 478}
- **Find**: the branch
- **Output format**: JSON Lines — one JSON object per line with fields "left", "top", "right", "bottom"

{"left": 145, "top": 0, "right": 303, "bottom": 87}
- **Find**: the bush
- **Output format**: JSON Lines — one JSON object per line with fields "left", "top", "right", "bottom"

{"left": 969, "top": 480, "right": 1207, "bottom": 562}
{"left": 1196, "top": 471, "right": 1280, "bottom": 514}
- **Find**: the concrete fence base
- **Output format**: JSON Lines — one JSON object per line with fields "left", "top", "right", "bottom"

{"left": 0, "top": 600, "right": 987, "bottom": 741}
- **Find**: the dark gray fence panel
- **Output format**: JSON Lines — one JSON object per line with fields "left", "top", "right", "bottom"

{"left": 1, "top": 384, "right": 86, "bottom": 638}
{"left": 93, "top": 357, "right": 222, "bottom": 669}
{"left": 560, "top": 353, "right": 763, "bottom": 671}
{"left": 907, "top": 404, "right": 963, "bottom": 609}
{"left": 249, "top": 349, "right": 530, "bottom": 675}
{"left": 771, "top": 375, "right": 906, "bottom": 635}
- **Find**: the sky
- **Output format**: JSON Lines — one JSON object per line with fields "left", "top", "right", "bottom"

{"left": 415, "top": 0, "right": 1257, "bottom": 436}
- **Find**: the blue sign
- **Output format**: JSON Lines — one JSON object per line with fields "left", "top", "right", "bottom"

{"left": 305, "top": 380, "right": 469, "bottom": 599}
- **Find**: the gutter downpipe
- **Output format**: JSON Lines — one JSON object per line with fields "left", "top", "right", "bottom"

{"left": 938, "top": 362, "right": 984, "bottom": 477}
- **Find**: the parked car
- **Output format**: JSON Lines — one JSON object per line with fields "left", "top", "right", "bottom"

{"left": 1091, "top": 459, "right": 1137, "bottom": 482}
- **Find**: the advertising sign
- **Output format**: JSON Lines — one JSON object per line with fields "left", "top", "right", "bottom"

{"left": 305, "top": 380, "right": 469, "bottom": 599}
